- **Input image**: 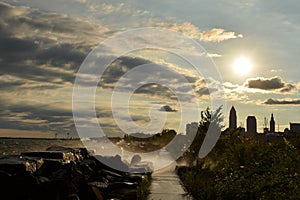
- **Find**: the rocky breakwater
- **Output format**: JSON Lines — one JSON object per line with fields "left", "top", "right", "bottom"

{"left": 0, "top": 146, "right": 152, "bottom": 200}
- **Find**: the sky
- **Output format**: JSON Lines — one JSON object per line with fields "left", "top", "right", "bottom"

{"left": 0, "top": 0, "right": 299, "bottom": 138}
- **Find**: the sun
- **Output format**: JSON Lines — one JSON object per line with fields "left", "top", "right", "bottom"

{"left": 233, "top": 57, "right": 253, "bottom": 75}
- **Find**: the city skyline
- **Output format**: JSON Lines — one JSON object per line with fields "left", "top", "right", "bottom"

{"left": 0, "top": 0, "right": 299, "bottom": 137}
{"left": 227, "top": 105, "right": 300, "bottom": 135}
{"left": 228, "top": 105, "right": 300, "bottom": 133}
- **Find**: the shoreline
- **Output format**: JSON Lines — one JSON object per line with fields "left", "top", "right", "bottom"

{"left": 0, "top": 137, "right": 81, "bottom": 140}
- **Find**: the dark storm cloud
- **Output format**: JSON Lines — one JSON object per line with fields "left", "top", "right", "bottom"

{"left": 0, "top": 102, "right": 73, "bottom": 132}
{"left": 0, "top": 38, "right": 85, "bottom": 85}
{"left": 0, "top": 37, "right": 39, "bottom": 61}
{"left": 244, "top": 76, "right": 297, "bottom": 93}
{"left": 0, "top": 1, "right": 105, "bottom": 87}
{"left": 0, "top": 75, "right": 26, "bottom": 90}
{"left": 0, "top": 100, "right": 113, "bottom": 133}
{"left": 0, "top": 2, "right": 104, "bottom": 41}
{"left": 99, "top": 56, "right": 191, "bottom": 100}
{"left": 0, "top": 75, "right": 62, "bottom": 91}
{"left": 134, "top": 84, "right": 178, "bottom": 100}
{"left": 7, "top": 104, "right": 73, "bottom": 119}
{"left": 159, "top": 105, "right": 177, "bottom": 112}
{"left": 0, "top": 61, "right": 74, "bottom": 87}
{"left": 100, "top": 56, "right": 151, "bottom": 84}
{"left": 37, "top": 44, "right": 86, "bottom": 66}
{"left": 98, "top": 56, "right": 223, "bottom": 101}
{"left": 264, "top": 98, "right": 300, "bottom": 105}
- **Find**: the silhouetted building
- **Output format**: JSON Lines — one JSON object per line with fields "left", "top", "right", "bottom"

{"left": 290, "top": 123, "right": 300, "bottom": 133}
{"left": 247, "top": 116, "right": 257, "bottom": 134}
{"left": 229, "top": 106, "right": 237, "bottom": 130}
{"left": 270, "top": 113, "right": 275, "bottom": 133}
{"left": 186, "top": 122, "right": 198, "bottom": 140}
{"left": 263, "top": 117, "right": 268, "bottom": 133}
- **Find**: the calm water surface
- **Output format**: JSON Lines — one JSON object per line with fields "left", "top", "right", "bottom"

{"left": 0, "top": 138, "right": 84, "bottom": 155}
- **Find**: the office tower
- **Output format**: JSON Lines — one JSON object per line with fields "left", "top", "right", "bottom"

{"left": 290, "top": 123, "right": 300, "bottom": 133}
{"left": 229, "top": 106, "right": 237, "bottom": 130}
{"left": 247, "top": 116, "right": 257, "bottom": 134}
{"left": 263, "top": 117, "right": 268, "bottom": 133}
{"left": 270, "top": 113, "right": 275, "bottom": 133}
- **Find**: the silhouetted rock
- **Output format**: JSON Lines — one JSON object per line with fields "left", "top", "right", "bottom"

{"left": 94, "top": 154, "right": 129, "bottom": 172}
{"left": 46, "top": 146, "right": 89, "bottom": 161}
{"left": 0, "top": 156, "right": 42, "bottom": 175}
{"left": 88, "top": 181, "right": 109, "bottom": 189}
{"left": 0, "top": 147, "right": 151, "bottom": 200}
{"left": 108, "top": 181, "right": 138, "bottom": 190}
{"left": 21, "top": 151, "right": 76, "bottom": 163}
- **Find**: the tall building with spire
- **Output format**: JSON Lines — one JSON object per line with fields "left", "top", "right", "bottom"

{"left": 229, "top": 106, "right": 237, "bottom": 129}
{"left": 270, "top": 113, "right": 275, "bottom": 133}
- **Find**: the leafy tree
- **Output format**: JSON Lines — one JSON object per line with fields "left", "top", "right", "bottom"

{"left": 178, "top": 127, "right": 300, "bottom": 200}
{"left": 184, "top": 106, "right": 224, "bottom": 166}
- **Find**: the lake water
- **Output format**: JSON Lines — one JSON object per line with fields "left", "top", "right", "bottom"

{"left": 0, "top": 138, "right": 84, "bottom": 155}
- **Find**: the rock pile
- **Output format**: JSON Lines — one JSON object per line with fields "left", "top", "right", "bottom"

{"left": 0, "top": 146, "right": 151, "bottom": 200}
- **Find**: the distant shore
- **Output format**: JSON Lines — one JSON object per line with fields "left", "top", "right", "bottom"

{"left": 0, "top": 137, "right": 81, "bottom": 140}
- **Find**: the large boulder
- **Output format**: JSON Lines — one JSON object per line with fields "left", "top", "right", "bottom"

{"left": 46, "top": 146, "right": 89, "bottom": 161}
{"left": 21, "top": 151, "right": 75, "bottom": 163}
{"left": 0, "top": 156, "right": 43, "bottom": 175}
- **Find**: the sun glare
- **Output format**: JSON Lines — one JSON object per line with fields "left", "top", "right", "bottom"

{"left": 233, "top": 57, "right": 253, "bottom": 75}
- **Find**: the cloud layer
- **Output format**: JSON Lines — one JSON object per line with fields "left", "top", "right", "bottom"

{"left": 0, "top": 1, "right": 105, "bottom": 135}
{"left": 0, "top": 1, "right": 244, "bottom": 136}
{"left": 264, "top": 98, "right": 300, "bottom": 105}
{"left": 244, "top": 76, "right": 298, "bottom": 94}
{"left": 169, "top": 22, "right": 243, "bottom": 42}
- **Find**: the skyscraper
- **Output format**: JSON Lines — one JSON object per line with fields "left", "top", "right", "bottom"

{"left": 270, "top": 113, "right": 275, "bottom": 133}
{"left": 229, "top": 106, "right": 237, "bottom": 130}
{"left": 290, "top": 123, "right": 300, "bottom": 133}
{"left": 247, "top": 116, "right": 257, "bottom": 134}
